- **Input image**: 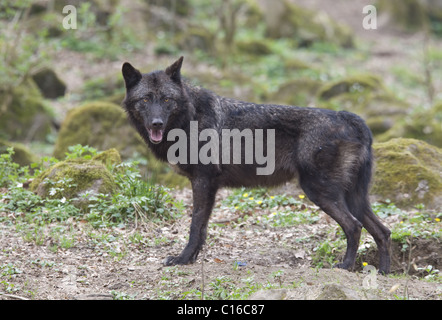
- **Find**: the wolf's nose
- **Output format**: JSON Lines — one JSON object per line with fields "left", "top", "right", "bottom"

{"left": 152, "top": 118, "right": 164, "bottom": 128}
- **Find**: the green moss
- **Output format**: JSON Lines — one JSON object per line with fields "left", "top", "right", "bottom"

{"left": 372, "top": 138, "right": 442, "bottom": 209}
{"left": 271, "top": 78, "right": 321, "bottom": 106}
{"left": 258, "top": 0, "right": 353, "bottom": 48}
{"left": 175, "top": 27, "right": 215, "bottom": 54}
{"left": 236, "top": 39, "right": 273, "bottom": 56}
{"left": 0, "top": 139, "right": 39, "bottom": 167}
{"left": 378, "top": 102, "right": 442, "bottom": 147}
{"left": 0, "top": 79, "right": 54, "bottom": 141}
{"left": 92, "top": 148, "right": 122, "bottom": 166}
{"left": 283, "top": 58, "right": 311, "bottom": 71}
{"left": 377, "top": 0, "right": 427, "bottom": 31}
{"left": 317, "top": 74, "right": 384, "bottom": 100}
{"left": 53, "top": 101, "right": 136, "bottom": 159}
{"left": 30, "top": 158, "right": 117, "bottom": 203}
{"left": 316, "top": 74, "right": 408, "bottom": 135}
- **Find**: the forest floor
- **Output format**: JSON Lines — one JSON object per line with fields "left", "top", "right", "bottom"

{"left": 0, "top": 187, "right": 440, "bottom": 300}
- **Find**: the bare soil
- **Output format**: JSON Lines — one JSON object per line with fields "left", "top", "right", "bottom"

{"left": 0, "top": 187, "right": 440, "bottom": 300}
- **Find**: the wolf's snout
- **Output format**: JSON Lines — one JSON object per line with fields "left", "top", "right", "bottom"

{"left": 152, "top": 118, "right": 164, "bottom": 128}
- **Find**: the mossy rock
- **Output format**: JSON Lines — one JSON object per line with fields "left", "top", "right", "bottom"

{"left": 377, "top": 0, "right": 442, "bottom": 34}
{"left": 175, "top": 27, "right": 215, "bottom": 54}
{"left": 32, "top": 67, "right": 66, "bottom": 99}
{"left": 378, "top": 102, "right": 442, "bottom": 147}
{"left": 30, "top": 158, "right": 118, "bottom": 208}
{"left": 372, "top": 138, "right": 442, "bottom": 209}
{"left": 53, "top": 101, "right": 142, "bottom": 160}
{"left": 92, "top": 148, "right": 121, "bottom": 166}
{"left": 283, "top": 58, "right": 311, "bottom": 71}
{"left": 0, "top": 139, "right": 39, "bottom": 167}
{"left": 53, "top": 101, "right": 188, "bottom": 188}
{"left": 271, "top": 78, "right": 321, "bottom": 107}
{"left": 377, "top": 0, "right": 427, "bottom": 31}
{"left": 236, "top": 39, "right": 273, "bottom": 56}
{"left": 317, "top": 74, "right": 408, "bottom": 135}
{"left": 317, "top": 74, "right": 385, "bottom": 100}
{"left": 0, "top": 79, "right": 54, "bottom": 142}
{"left": 256, "top": 0, "right": 353, "bottom": 48}
{"left": 365, "top": 116, "right": 395, "bottom": 136}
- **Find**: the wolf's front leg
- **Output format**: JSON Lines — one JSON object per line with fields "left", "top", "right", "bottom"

{"left": 163, "top": 177, "right": 218, "bottom": 266}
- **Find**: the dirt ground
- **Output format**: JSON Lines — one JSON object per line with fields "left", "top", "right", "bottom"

{"left": 0, "top": 187, "right": 440, "bottom": 300}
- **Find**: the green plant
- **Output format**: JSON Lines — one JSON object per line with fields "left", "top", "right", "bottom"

{"left": 0, "top": 263, "right": 22, "bottom": 277}
{"left": 0, "top": 147, "right": 30, "bottom": 188}
{"left": 64, "top": 144, "right": 98, "bottom": 160}
{"left": 60, "top": 2, "right": 142, "bottom": 60}
{"left": 312, "top": 238, "right": 346, "bottom": 268}
{"left": 111, "top": 290, "right": 137, "bottom": 300}
{"left": 415, "top": 265, "right": 441, "bottom": 282}
{"left": 270, "top": 270, "right": 284, "bottom": 287}
{"left": 1, "top": 145, "right": 184, "bottom": 230}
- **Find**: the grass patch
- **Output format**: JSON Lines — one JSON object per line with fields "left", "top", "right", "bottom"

{"left": 1, "top": 145, "right": 184, "bottom": 234}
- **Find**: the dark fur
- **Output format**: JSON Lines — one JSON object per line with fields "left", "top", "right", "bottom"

{"left": 121, "top": 57, "right": 391, "bottom": 274}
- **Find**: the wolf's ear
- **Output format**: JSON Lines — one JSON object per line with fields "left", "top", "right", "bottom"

{"left": 165, "top": 56, "right": 184, "bottom": 83}
{"left": 122, "top": 62, "right": 142, "bottom": 90}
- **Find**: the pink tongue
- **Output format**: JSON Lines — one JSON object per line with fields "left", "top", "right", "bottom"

{"left": 150, "top": 129, "right": 163, "bottom": 142}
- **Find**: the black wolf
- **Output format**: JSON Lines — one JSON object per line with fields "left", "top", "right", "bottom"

{"left": 121, "top": 57, "right": 391, "bottom": 274}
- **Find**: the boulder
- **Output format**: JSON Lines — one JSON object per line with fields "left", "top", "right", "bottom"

{"left": 378, "top": 102, "right": 442, "bottom": 148}
{"left": 236, "top": 39, "right": 273, "bottom": 56}
{"left": 0, "top": 79, "right": 54, "bottom": 142}
{"left": 0, "top": 139, "right": 39, "bottom": 167}
{"left": 53, "top": 101, "right": 143, "bottom": 160}
{"left": 315, "top": 284, "right": 378, "bottom": 300}
{"left": 378, "top": 0, "right": 442, "bottom": 35}
{"left": 91, "top": 148, "right": 121, "bottom": 167}
{"left": 249, "top": 289, "right": 287, "bottom": 300}
{"left": 256, "top": 0, "right": 353, "bottom": 48}
{"left": 317, "top": 74, "right": 384, "bottom": 101}
{"left": 32, "top": 68, "right": 66, "bottom": 99}
{"left": 271, "top": 78, "right": 321, "bottom": 107}
{"left": 175, "top": 26, "right": 215, "bottom": 55}
{"left": 316, "top": 74, "right": 408, "bottom": 135}
{"left": 372, "top": 138, "right": 442, "bottom": 209}
{"left": 30, "top": 157, "right": 118, "bottom": 206}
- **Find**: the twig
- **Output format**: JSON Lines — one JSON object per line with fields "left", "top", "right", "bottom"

{"left": 212, "top": 211, "right": 251, "bottom": 224}
{"left": 422, "top": 16, "right": 434, "bottom": 104}
{"left": 0, "top": 292, "right": 29, "bottom": 300}
{"left": 403, "top": 238, "right": 415, "bottom": 300}
{"left": 201, "top": 245, "right": 205, "bottom": 301}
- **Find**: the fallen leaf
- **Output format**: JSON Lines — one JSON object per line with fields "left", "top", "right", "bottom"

{"left": 389, "top": 283, "right": 401, "bottom": 293}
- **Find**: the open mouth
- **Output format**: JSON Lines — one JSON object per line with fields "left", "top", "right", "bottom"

{"left": 147, "top": 128, "right": 164, "bottom": 144}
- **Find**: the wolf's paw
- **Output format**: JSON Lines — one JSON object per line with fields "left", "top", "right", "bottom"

{"left": 333, "top": 262, "right": 354, "bottom": 271}
{"left": 163, "top": 255, "right": 191, "bottom": 266}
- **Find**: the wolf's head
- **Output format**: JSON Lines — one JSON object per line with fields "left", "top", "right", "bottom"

{"left": 121, "top": 57, "right": 186, "bottom": 145}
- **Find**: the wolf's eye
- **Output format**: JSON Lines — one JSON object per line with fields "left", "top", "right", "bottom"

{"left": 143, "top": 98, "right": 148, "bottom": 102}
{"left": 164, "top": 98, "right": 169, "bottom": 102}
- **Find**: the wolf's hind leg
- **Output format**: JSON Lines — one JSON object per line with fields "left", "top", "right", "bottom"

{"left": 300, "top": 177, "right": 362, "bottom": 271}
